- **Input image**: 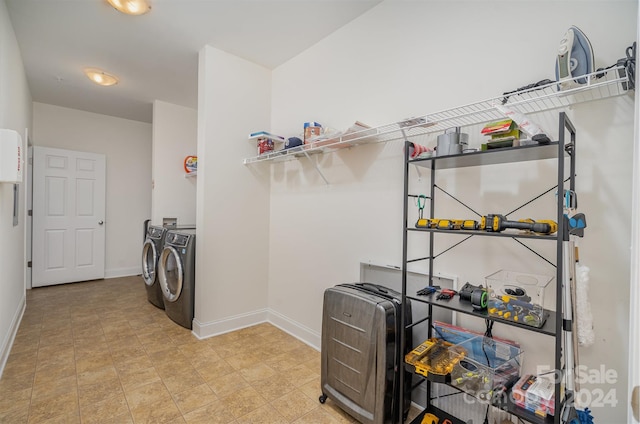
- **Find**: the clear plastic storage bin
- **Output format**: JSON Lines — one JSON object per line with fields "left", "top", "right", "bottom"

{"left": 485, "top": 270, "right": 553, "bottom": 328}
{"left": 448, "top": 336, "right": 523, "bottom": 399}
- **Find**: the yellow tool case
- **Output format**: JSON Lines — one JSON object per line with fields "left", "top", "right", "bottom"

{"left": 405, "top": 338, "right": 466, "bottom": 381}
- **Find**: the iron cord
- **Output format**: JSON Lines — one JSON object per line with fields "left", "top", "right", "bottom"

{"left": 502, "top": 42, "right": 635, "bottom": 104}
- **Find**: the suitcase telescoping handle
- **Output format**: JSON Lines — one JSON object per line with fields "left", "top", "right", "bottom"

{"left": 354, "top": 282, "right": 389, "bottom": 294}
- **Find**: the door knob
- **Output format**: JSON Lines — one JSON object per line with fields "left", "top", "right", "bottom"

{"left": 98, "top": 220, "right": 104, "bottom": 225}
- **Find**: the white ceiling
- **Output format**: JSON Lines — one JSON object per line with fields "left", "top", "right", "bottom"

{"left": 6, "top": 0, "right": 382, "bottom": 123}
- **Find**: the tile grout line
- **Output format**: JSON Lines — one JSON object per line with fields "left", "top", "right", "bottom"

{"left": 6, "top": 277, "right": 336, "bottom": 424}
{"left": 26, "top": 311, "right": 42, "bottom": 423}
{"left": 72, "top": 319, "right": 81, "bottom": 424}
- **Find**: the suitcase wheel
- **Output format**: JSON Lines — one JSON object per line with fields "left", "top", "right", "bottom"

{"left": 319, "top": 394, "right": 327, "bottom": 404}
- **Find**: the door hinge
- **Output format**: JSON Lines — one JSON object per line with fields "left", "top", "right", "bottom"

{"left": 27, "top": 261, "right": 32, "bottom": 268}
{"left": 28, "top": 210, "right": 32, "bottom": 216}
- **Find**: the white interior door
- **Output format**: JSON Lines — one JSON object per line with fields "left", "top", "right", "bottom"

{"left": 32, "top": 146, "right": 106, "bottom": 287}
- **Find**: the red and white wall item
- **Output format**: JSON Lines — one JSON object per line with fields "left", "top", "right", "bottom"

{"left": 0, "top": 129, "right": 23, "bottom": 183}
{"left": 183, "top": 155, "right": 197, "bottom": 174}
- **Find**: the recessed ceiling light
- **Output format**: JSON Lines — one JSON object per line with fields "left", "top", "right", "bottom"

{"left": 106, "top": 0, "right": 151, "bottom": 15}
{"left": 84, "top": 68, "right": 119, "bottom": 87}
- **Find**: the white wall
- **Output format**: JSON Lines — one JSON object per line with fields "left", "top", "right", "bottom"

{"left": 628, "top": 7, "right": 640, "bottom": 423}
{"left": 151, "top": 100, "right": 197, "bottom": 226}
{"left": 32, "top": 103, "right": 152, "bottom": 278}
{"left": 268, "top": 1, "right": 636, "bottom": 421}
{"left": 193, "top": 46, "right": 271, "bottom": 338}
{"left": 0, "top": 0, "right": 31, "bottom": 377}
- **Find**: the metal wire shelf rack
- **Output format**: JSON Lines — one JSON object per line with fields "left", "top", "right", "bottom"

{"left": 243, "top": 65, "right": 631, "bottom": 168}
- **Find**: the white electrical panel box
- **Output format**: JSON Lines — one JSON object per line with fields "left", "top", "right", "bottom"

{"left": 0, "top": 129, "right": 23, "bottom": 183}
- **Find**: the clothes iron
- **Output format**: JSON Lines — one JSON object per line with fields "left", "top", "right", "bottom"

{"left": 556, "top": 26, "right": 595, "bottom": 90}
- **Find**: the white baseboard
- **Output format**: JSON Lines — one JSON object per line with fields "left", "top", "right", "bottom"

{"left": 192, "top": 308, "right": 269, "bottom": 339}
{"left": 104, "top": 266, "right": 141, "bottom": 279}
{"left": 0, "top": 295, "right": 26, "bottom": 379}
{"left": 267, "top": 309, "right": 320, "bottom": 351}
{"left": 191, "top": 308, "right": 320, "bottom": 352}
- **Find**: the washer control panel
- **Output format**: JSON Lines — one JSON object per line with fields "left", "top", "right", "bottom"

{"left": 167, "top": 233, "right": 191, "bottom": 247}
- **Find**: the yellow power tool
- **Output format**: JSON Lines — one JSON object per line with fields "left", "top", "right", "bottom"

{"left": 480, "top": 214, "right": 557, "bottom": 235}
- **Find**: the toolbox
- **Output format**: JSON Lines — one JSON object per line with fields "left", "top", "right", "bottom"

{"left": 405, "top": 338, "right": 466, "bottom": 382}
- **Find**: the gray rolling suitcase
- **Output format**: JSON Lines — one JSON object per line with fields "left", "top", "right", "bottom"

{"left": 319, "top": 282, "right": 412, "bottom": 424}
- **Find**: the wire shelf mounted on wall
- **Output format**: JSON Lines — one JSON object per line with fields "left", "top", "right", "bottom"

{"left": 242, "top": 65, "right": 631, "bottom": 166}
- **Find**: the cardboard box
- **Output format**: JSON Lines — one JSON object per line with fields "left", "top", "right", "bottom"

{"left": 512, "top": 374, "right": 556, "bottom": 417}
{"left": 481, "top": 119, "right": 521, "bottom": 140}
{"left": 303, "top": 122, "right": 322, "bottom": 144}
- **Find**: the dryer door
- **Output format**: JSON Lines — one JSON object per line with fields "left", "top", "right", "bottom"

{"left": 158, "top": 246, "right": 183, "bottom": 302}
{"left": 141, "top": 239, "right": 158, "bottom": 286}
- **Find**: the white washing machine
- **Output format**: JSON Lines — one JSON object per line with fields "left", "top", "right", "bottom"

{"left": 158, "top": 229, "right": 196, "bottom": 329}
{"left": 141, "top": 225, "right": 167, "bottom": 309}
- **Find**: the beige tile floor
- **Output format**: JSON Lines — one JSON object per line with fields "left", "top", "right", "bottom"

{"left": 0, "top": 276, "right": 362, "bottom": 424}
